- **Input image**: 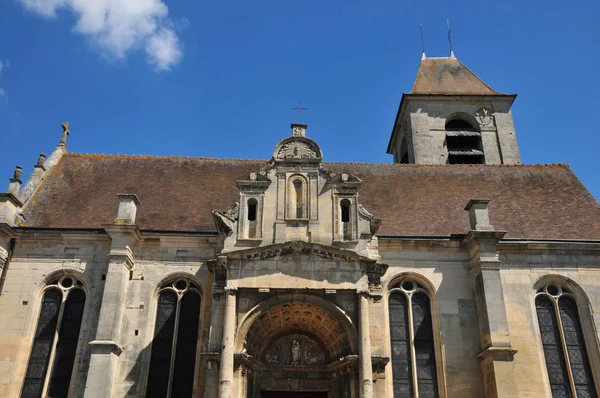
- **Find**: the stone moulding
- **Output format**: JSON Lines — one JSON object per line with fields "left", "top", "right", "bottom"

{"left": 371, "top": 355, "right": 390, "bottom": 380}
{"left": 477, "top": 346, "right": 518, "bottom": 362}
{"left": 88, "top": 340, "right": 124, "bottom": 356}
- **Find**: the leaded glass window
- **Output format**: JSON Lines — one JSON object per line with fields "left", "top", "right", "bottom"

{"left": 536, "top": 284, "right": 597, "bottom": 398}
{"left": 21, "top": 276, "right": 86, "bottom": 398}
{"left": 147, "top": 278, "right": 201, "bottom": 398}
{"left": 389, "top": 278, "right": 439, "bottom": 398}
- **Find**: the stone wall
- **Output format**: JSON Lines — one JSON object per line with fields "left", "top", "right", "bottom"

{"left": 0, "top": 233, "right": 599, "bottom": 397}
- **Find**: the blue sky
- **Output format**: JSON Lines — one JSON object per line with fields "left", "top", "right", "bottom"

{"left": 0, "top": 0, "right": 598, "bottom": 201}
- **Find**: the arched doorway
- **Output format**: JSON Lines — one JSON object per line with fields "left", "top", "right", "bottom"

{"left": 236, "top": 294, "right": 358, "bottom": 398}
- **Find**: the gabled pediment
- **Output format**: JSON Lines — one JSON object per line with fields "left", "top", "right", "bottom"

{"left": 222, "top": 240, "right": 377, "bottom": 263}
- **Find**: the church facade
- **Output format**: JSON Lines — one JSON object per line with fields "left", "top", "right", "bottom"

{"left": 0, "top": 56, "right": 599, "bottom": 398}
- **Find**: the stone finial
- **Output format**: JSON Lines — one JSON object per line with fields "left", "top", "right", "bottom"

{"left": 37, "top": 153, "right": 46, "bottom": 167}
{"left": 13, "top": 166, "right": 22, "bottom": 181}
{"left": 291, "top": 123, "right": 307, "bottom": 137}
{"left": 8, "top": 166, "right": 23, "bottom": 194}
{"left": 114, "top": 194, "right": 140, "bottom": 225}
{"left": 465, "top": 199, "right": 494, "bottom": 231}
{"left": 59, "top": 121, "right": 70, "bottom": 146}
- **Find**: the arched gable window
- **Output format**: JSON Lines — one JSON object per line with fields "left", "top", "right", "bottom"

{"left": 388, "top": 277, "right": 439, "bottom": 398}
{"left": 21, "top": 275, "right": 86, "bottom": 398}
{"left": 445, "top": 118, "right": 484, "bottom": 164}
{"left": 247, "top": 198, "right": 258, "bottom": 239}
{"left": 288, "top": 176, "right": 308, "bottom": 219}
{"left": 535, "top": 283, "right": 596, "bottom": 397}
{"left": 147, "top": 278, "right": 201, "bottom": 398}
{"left": 340, "top": 199, "right": 352, "bottom": 240}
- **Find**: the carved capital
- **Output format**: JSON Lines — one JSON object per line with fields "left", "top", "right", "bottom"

{"left": 200, "top": 352, "right": 221, "bottom": 370}
{"left": 371, "top": 355, "right": 390, "bottom": 380}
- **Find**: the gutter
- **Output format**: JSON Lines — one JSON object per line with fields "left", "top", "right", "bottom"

{"left": 0, "top": 238, "right": 16, "bottom": 295}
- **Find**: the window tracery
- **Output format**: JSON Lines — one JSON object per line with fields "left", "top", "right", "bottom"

{"left": 535, "top": 283, "right": 596, "bottom": 397}
{"left": 21, "top": 275, "right": 86, "bottom": 398}
{"left": 388, "top": 278, "right": 439, "bottom": 398}
{"left": 147, "top": 278, "right": 201, "bottom": 398}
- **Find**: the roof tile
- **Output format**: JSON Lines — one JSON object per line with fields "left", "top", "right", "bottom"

{"left": 20, "top": 154, "right": 600, "bottom": 240}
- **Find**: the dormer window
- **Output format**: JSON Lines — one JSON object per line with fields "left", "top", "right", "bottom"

{"left": 340, "top": 199, "right": 352, "bottom": 240}
{"left": 247, "top": 198, "right": 258, "bottom": 238}
{"left": 445, "top": 118, "right": 484, "bottom": 164}
{"left": 288, "top": 176, "right": 308, "bottom": 219}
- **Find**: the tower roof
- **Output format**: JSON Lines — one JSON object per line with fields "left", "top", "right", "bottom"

{"left": 411, "top": 57, "right": 500, "bottom": 95}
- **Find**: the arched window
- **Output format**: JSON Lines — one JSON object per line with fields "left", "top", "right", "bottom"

{"left": 399, "top": 136, "right": 409, "bottom": 164}
{"left": 389, "top": 278, "right": 439, "bottom": 398}
{"left": 21, "top": 276, "right": 86, "bottom": 398}
{"left": 293, "top": 179, "right": 304, "bottom": 218}
{"left": 535, "top": 283, "right": 596, "bottom": 397}
{"left": 289, "top": 176, "right": 307, "bottom": 219}
{"left": 147, "top": 278, "right": 201, "bottom": 398}
{"left": 247, "top": 198, "right": 258, "bottom": 239}
{"left": 340, "top": 199, "right": 352, "bottom": 240}
{"left": 445, "top": 118, "right": 484, "bottom": 164}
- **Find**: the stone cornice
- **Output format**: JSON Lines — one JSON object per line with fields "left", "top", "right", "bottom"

{"left": 477, "top": 346, "right": 518, "bottom": 362}
{"left": 88, "top": 340, "right": 124, "bottom": 356}
{"left": 103, "top": 224, "right": 142, "bottom": 241}
{"left": 0, "top": 193, "right": 23, "bottom": 208}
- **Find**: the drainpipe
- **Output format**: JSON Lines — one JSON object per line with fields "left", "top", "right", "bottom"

{"left": 0, "top": 238, "right": 16, "bottom": 294}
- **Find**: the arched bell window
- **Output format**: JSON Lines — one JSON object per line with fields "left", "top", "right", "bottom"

{"left": 445, "top": 118, "right": 484, "bottom": 164}
{"left": 147, "top": 278, "right": 201, "bottom": 398}
{"left": 388, "top": 278, "right": 439, "bottom": 398}
{"left": 21, "top": 275, "right": 86, "bottom": 398}
{"left": 535, "top": 283, "right": 596, "bottom": 397}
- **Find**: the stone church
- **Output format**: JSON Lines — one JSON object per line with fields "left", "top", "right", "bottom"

{"left": 0, "top": 55, "right": 599, "bottom": 398}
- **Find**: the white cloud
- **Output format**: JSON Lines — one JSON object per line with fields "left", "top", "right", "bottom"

{"left": 17, "top": 0, "right": 183, "bottom": 71}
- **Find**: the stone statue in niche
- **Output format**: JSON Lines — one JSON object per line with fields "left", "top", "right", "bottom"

{"left": 291, "top": 339, "right": 301, "bottom": 364}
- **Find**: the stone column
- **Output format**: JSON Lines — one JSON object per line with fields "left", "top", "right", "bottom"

{"left": 85, "top": 196, "right": 140, "bottom": 398}
{"left": 463, "top": 199, "right": 518, "bottom": 398}
{"left": 358, "top": 292, "right": 373, "bottom": 398}
{"left": 219, "top": 288, "right": 237, "bottom": 398}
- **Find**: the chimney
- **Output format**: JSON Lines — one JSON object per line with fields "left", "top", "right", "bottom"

{"left": 465, "top": 199, "right": 494, "bottom": 231}
{"left": 114, "top": 194, "right": 140, "bottom": 225}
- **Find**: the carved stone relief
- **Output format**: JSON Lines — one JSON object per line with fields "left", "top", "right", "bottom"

{"left": 263, "top": 334, "right": 326, "bottom": 365}
{"left": 276, "top": 141, "right": 317, "bottom": 159}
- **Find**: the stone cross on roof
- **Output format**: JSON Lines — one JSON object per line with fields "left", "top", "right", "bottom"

{"left": 60, "top": 121, "right": 70, "bottom": 146}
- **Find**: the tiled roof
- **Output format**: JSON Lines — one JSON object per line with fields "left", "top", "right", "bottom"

{"left": 410, "top": 57, "right": 501, "bottom": 95}
{"left": 20, "top": 154, "right": 600, "bottom": 240}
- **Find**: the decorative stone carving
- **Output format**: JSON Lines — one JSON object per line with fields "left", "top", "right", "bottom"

{"left": 13, "top": 166, "right": 22, "bottom": 180}
{"left": 277, "top": 141, "right": 317, "bottom": 159}
{"left": 263, "top": 334, "right": 326, "bottom": 366}
{"left": 291, "top": 339, "right": 301, "bottom": 364}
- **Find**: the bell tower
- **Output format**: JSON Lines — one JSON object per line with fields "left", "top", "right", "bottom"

{"left": 387, "top": 55, "right": 521, "bottom": 165}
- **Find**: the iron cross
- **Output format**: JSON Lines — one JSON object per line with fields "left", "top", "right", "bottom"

{"left": 292, "top": 102, "right": 308, "bottom": 122}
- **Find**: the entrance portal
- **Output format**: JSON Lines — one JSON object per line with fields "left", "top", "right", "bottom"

{"left": 262, "top": 392, "right": 327, "bottom": 398}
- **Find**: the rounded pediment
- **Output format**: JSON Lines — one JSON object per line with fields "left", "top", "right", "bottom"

{"left": 272, "top": 136, "right": 323, "bottom": 162}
